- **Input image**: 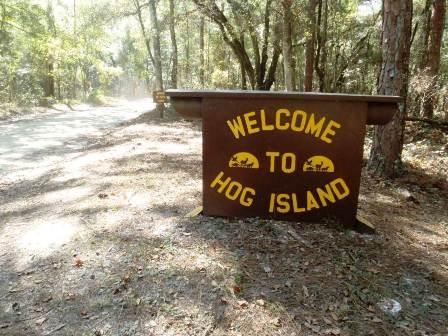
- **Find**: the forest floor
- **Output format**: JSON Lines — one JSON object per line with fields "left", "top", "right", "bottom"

{"left": 0, "top": 104, "right": 447, "bottom": 336}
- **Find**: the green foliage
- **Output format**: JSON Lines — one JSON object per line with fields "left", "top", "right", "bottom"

{"left": 1, "top": 0, "right": 447, "bottom": 120}
{"left": 1, "top": 0, "right": 123, "bottom": 105}
{"left": 88, "top": 88, "right": 106, "bottom": 106}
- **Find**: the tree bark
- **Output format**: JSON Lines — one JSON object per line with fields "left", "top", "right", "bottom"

{"left": 304, "top": 0, "right": 317, "bottom": 92}
{"left": 133, "top": 0, "right": 154, "bottom": 87}
{"left": 419, "top": 0, "right": 432, "bottom": 69}
{"left": 185, "top": 2, "right": 191, "bottom": 84}
{"left": 72, "top": 0, "right": 77, "bottom": 99}
{"left": 240, "top": 33, "right": 247, "bottom": 89}
{"left": 169, "top": 0, "right": 178, "bottom": 89}
{"left": 368, "top": 0, "right": 413, "bottom": 177}
{"left": 148, "top": 0, "right": 164, "bottom": 117}
{"left": 43, "top": 1, "right": 56, "bottom": 98}
{"left": 282, "top": 0, "right": 295, "bottom": 91}
{"left": 43, "top": 61, "right": 55, "bottom": 98}
{"left": 199, "top": 17, "right": 205, "bottom": 88}
{"left": 314, "top": 0, "right": 328, "bottom": 92}
{"left": 422, "top": 0, "right": 446, "bottom": 118}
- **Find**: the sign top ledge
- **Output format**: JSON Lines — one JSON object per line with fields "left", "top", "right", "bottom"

{"left": 166, "top": 89, "right": 402, "bottom": 103}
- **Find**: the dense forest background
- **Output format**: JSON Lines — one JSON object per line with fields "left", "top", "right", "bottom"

{"left": 2, "top": 0, "right": 446, "bottom": 112}
{"left": 1, "top": 0, "right": 447, "bottom": 176}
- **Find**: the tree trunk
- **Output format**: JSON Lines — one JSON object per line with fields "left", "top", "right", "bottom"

{"left": 133, "top": 0, "right": 154, "bottom": 90}
{"left": 282, "top": 0, "right": 295, "bottom": 91}
{"left": 422, "top": 0, "right": 446, "bottom": 118}
{"left": 304, "top": 0, "right": 317, "bottom": 92}
{"left": 199, "top": 17, "right": 205, "bottom": 88}
{"left": 411, "top": 0, "right": 432, "bottom": 116}
{"left": 169, "top": 0, "right": 178, "bottom": 89}
{"left": 185, "top": 2, "right": 190, "bottom": 85}
{"left": 368, "top": 0, "right": 413, "bottom": 177}
{"left": 240, "top": 33, "right": 247, "bottom": 89}
{"left": 315, "top": 0, "right": 328, "bottom": 92}
{"left": 149, "top": 0, "right": 164, "bottom": 117}
{"left": 421, "top": 0, "right": 432, "bottom": 67}
{"left": 72, "top": 0, "right": 77, "bottom": 99}
{"left": 260, "top": 14, "right": 282, "bottom": 90}
{"left": 43, "top": 1, "right": 56, "bottom": 98}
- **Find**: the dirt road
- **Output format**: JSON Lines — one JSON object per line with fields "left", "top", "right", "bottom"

{"left": 0, "top": 100, "right": 152, "bottom": 175}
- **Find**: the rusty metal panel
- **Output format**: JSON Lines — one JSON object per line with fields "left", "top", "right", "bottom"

{"left": 201, "top": 98, "right": 367, "bottom": 227}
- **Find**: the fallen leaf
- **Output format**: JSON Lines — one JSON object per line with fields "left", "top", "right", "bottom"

{"left": 122, "top": 274, "right": 131, "bottom": 284}
{"left": 271, "top": 317, "right": 281, "bottom": 327}
{"left": 237, "top": 300, "right": 248, "bottom": 309}
{"left": 302, "top": 285, "right": 309, "bottom": 298}
{"left": 330, "top": 312, "right": 339, "bottom": 321}
{"left": 35, "top": 317, "right": 47, "bottom": 326}
{"left": 324, "top": 328, "right": 341, "bottom": 335}
{"left": 232, "top": 286, "right": 242, "bottom": 294}
{"left": 74, "top": 258, "right": 84, "bottom": 268}
{"left": 42, "top": 296, "right": 52, "bottom": 303}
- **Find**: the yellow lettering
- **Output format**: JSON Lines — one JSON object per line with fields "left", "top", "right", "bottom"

{"left": 240, "top": 187, "right": 256, "bottom": 207}
{"left": 321, "top": 120, "right": 341, "bottom": 144}
{"left": 305, "top": 113, "right": 326, "bottom": 138}
{"left": 275, "top": 109, "right": 290, "bottom": 130}
{"left": 225, "top": 181, "right": 242, "bottom": 200}
{"left": 260, "top": 109, "right": 274, "bottom": 131}
{"left": 316, "top": 184, "right": 336, "bottom": 207}
{"left": 210, "top": 171, "right": 231, "bottom": 193}
{"left": 243, "top": 111, "right": 260, "bottom": 135}
{"left": 281, "top": 153, "right": 296, "bottom": 173}
{"left": 291, "top": 110, "right": 307, "bottom": 132}
{"left": 266, "top": 152, "right": 280, "bottom": 172}
{"left": 291, "top": 194, "right": 306, "bottom": 213}
{"left": 227, "top": 116, "right": 246, "bottom": 139}
{"left": 306, "top": 191, "right": 320, "bottom": 211}
{"left": 330, "top": 178, "right": 350, "bottom": 199}
{"left": 269, "top": 193, "right": 276, "bottom": 213}
{"left": 277, "top": 194, "right": 291, "bottom": 213}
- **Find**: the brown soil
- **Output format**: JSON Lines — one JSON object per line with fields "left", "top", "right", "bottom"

{"left": 0, "top": 108, "right": 447, "bottom": 336}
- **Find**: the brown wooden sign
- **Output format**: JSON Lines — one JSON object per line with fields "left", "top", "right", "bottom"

{"left": 153, "top": 90, "right": 168, "bottom": 104}
{"left": 166, "top": 90, "right": 401, "bottom": 228}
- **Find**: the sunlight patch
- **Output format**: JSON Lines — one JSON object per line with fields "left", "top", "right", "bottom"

{"left": 18, "top": 216, "right": 79, "bottom": 257}
{"left": 43, "top": 186, "right": 92, "bottom": 203}
{"left": 151, "top": 218, "right": 176, "bottom": 237}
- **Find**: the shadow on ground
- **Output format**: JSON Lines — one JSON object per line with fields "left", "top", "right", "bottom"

{"left": 0, "top": 108, "right": 447, "bottom": 335}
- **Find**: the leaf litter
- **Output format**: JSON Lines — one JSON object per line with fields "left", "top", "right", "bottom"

{"left": 0, "top": 107, "right": 446, "bottom": 335}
